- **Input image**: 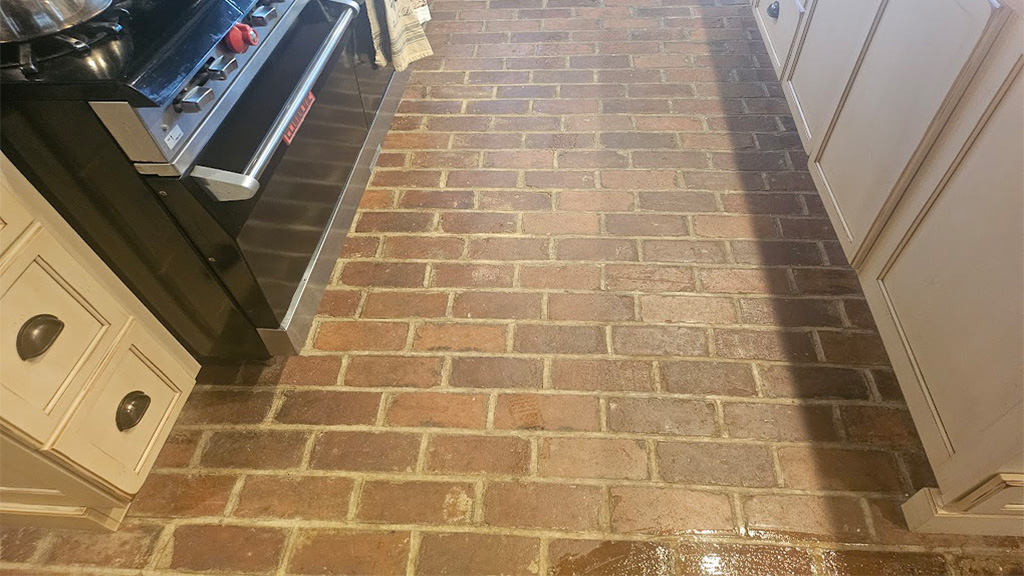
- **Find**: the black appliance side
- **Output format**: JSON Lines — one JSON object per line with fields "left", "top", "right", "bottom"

{"left": 0, "top": 100, "right": 271, "bottom": 362}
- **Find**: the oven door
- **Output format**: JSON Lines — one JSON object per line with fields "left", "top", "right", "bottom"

{"left": 159, "top": 0, "right": 371, "bottom": 354}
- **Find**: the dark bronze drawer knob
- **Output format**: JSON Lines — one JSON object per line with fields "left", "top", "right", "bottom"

{"left": 767, "top": 1, "right": 780, "bottom": 18}
{"left": 116, "top": 391, "right": 151, "bottom": 431}
{"left": 16, "top": 314, "right": 64, "bottom": 360}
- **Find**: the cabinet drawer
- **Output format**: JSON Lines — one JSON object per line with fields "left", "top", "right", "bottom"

{"left": 0, "top": 231, "right": 130, "bottom": 443}
{"left": 754, "top": 0, "right": 805, "bottom": 76}
{"left": 53, "top": 323, "right": 195, "bottom": 494}
{"left": 0, "top": 180, "right": 35, "bottom": 260}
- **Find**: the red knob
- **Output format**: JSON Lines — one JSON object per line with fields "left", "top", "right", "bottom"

{"left": 224, "top": 23, "right": 259, "bottom": 53}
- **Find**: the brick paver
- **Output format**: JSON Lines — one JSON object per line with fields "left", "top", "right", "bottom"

{"left": 4, "top": 0, "right": 1023, "bottom": 574}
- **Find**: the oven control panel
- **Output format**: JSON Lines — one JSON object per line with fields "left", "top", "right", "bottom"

{"left": 117, "top": 0, "right": 304, "bottom": 170}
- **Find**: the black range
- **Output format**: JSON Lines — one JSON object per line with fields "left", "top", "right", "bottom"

{"left": 1, "top": 0, "right": 409, "bottom": 362}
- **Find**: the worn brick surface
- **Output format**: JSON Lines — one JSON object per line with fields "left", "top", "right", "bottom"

{"left": 20, "top": 0, "right": 1020, "bottom": 574}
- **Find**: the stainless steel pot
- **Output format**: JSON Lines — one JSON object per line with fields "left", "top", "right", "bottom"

{"left": 0, "top": 0, "right": 113, "bottom": 43}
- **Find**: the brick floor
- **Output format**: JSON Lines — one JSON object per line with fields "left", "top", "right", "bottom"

{"left": 4, "top": 0, "right": 1023, "bottom": 574}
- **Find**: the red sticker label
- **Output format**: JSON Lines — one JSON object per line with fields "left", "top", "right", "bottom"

{"left": 283, "top": 92, "right": 315, "bottom": 145}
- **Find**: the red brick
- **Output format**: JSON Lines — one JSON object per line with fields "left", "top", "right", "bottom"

{"left": 417, "top": 533, "right": 540, "bottom": 576}
{"left": 714, "top": 328, "right": 818, "bottom": 362}
{"left": 549, "top": 540, "right": 676, "bottom": 576}
{"left": 522, "top": 212, "right": 600, "bottom": 235}
{"left": 43, "top": 524, "right": 161, "bottom": 569}
{"left": 759, "top": 364, "right": 869, "bottom": 399}
{"left": 314, "top": 321, "right": 408, "bottom": 351}
{"left": 358, "top": 481, "right": 475, "bottom": 524}
{"left": 311, "top": 431, "right": 420, "bottom": 471}
{"left": 601, "top": 170, "right": 676, "bottom": 190}
{"left": 608, "top": 397, "right": 717, "bottom": 436}
{"left": 779, "top": 447, "right": 904, "bottom": 492}
{"left": 637, "top": 191, "right": 717, "bottom": 212}
{"left": 731, "top": 240, "right": 823, "bottom": 266}
{"left": 131, "top": 474, "right": 235, "bottom": 517}
{"left": 0, "top": 527, "right": 45, "bottom": 563}
{"left": 356, "top": 211, "right": 434, "bottom": 233}
{"left": 345, "top": 356, "right": 443, "bottom": 388}
{"left": 382, "top": 236, "right": 464, "bottom": 260}
{"left": 700, "top": 268, "right": 794, "bottom": 294}
{"left": 289, "top": 530, "right": 409, "bottom": 576}
{"left": 362, "top": 291, "right": 449, "bottom": 318}
{"left": 484, "top": 150, "right": 556, "bottom": 169}
{"left": 234, "top": 476, "right": 355, "bottom": 520}
{"left": 274, "top": 390, "right": 381, "bottom": 425}
{"left": 548, "top": 293, "right": 635, "bottom": 321}
{"left": 340, "top": 236, "right": 381, "bottom": 258}
{"left": 818, "top": 331, "right": 890, "bottom": 365}
{"left": 200, "top": 430, "right": 307, "bottom": 470}
{"left": 841, "top": 406, "right": 920, "bottom": 448}
{"left": 739, "top": 297, "right": 843, "bottom": 327}
{"left": 319, "top": 289, "right": 361, "bottom": 316}
{"left": 495, "top": 394, "right": 601, "bottom": 431}
{"left": 154, "top": 430, "right": 203, "bottom": 468}
{"left": 170, "top": 525, "right": 286, "bottom": 574}
{"left": 520, "top": 264, "right": 601, "bottom": 289}
{"left": 478, "top": 190, "right": 553, "bottom": 210}
{"left": 743, "top": 495, "right": 870, "bottom": 541}
{"left": 433, "top": 263, "right": 515, "bottom": 288}
{"left": 556, "top": 238, "right": 638, "bottom": 261}
{"left": 643, "top": 239, "right": 728, "bottom": 263}
{"left": 399, "top": 189, "right": 474, "bottom": 209}
{"left": 453, "top": 292, "right": 542, "bottom": 319}
{"left": 640, "top": 295, "right": 737, "bottom": 324}
{"left": 386, "top": 392, "right": 488, "bottom": 428}
{"left": 551, "top": 359, "right": 655, "bottom": 391}
{"left": 426, "top": 435, "right": 531, "bottom": 475}
{"left": 484, "top": 482, "right": 603, "bottom": 530}
{"left": 600, "top": 132, "right": 677, "bottom": 149}
{"left": 413, "top": 322, "right": 507, "bottom": 352}
{"left": 439, "top": 211, "right": 517, "bottom": 234}
{"left": 447, "top": 170, "right": 520, "bottom": 188}
{"left": 524, "top": 170, "right": 597, "bottom": 189}
{"left": 724, "top": 403, "right": 840, "bottom": 442}
{"left": 467, "top": 237, "right": 549, "bottom": 260}
{"left": 694, "top": 215, "right": 780, "bottom": 238}
{"left": 658, "top": 442, "right": 776, "bottom": 487}
{"left": 612, "top": 325, "right": 708, "bottom": 356}
{"left": 513, "top": 324, "right": 606, "bottom": 354}
{"left": 371, "top": 170, "right": 443, "bottom": 188}
{"left": 178, "top": 390, "right": 274, "bottom": 425}
{"left": 721, "top": 193, "right": 804, "bottom": 215}
{"left": 792, "top": 268, "right": 863, "bottom": 295}
{"left": 660, "top": 360, "right": 758, "bottom": 396}
{"left": 340, "top": 262, "right": 426, "bottom": 287}
{"left": 450, "top": 357, "right": 544, "bottom": 388}
{"left": 609, "top": 486, "right": 734, "bottom": 534}
{"left": 606, "top": 214, "right": 690, "bottom": 237}
{"left": 539, "top": 437, "right": 648, "bottom": 480}
{"left": 675, "top": 543, "right": 815, "bottom": 576}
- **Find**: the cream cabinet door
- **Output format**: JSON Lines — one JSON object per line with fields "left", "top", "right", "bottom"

{"left": 858, "top": 16, "right": 1023, "bottom": 500}
{"left": 809, "top": 0, "right": 1007, "bottom": 264}
{"left": 782, "top": 0, "right": 885, "bottom": 149}
{"left": 0, "top": 230, "right": 131, "bottom": 444}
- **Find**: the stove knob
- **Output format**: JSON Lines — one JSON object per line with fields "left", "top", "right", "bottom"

{"left": 224, "top": 22, "right": 259, "bottom": 53}
{"left": 208, "top": 55, "right": 238, "bottom": 80}
{"left": 179, "top": 86, "right": 215, "bottom": 113}
{"left": 250, "top": 5, "right": 277, "bottom": 25}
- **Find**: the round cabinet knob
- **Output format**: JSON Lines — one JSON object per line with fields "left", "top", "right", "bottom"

{"left": 766, "top": 1, "right": 780, "bottom": 18}
{"left": 224, "top": 23, "right": 259, "bottom": 53}
{"left": 116, "top": 391, "right": 151, "bottom": 432}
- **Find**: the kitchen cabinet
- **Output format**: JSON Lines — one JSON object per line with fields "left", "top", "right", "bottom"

{"left": 809, "top": 0, "right": 1006, "bottom": 263}
{"left": 754, "top": 0, "right": 1024, "bottom": 535}
{"left": 780, "top": 0, "right": 883, "bottom": 150}
{"left": 0, "top": 154, "right": 199, "bottom": 530}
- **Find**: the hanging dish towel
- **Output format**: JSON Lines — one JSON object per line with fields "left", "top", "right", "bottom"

{"left": 363, "top": 0, "right": 433, "bottom": 71}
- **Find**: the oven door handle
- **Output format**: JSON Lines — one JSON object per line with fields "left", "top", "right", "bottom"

{"left": 190, "top": 0, "right": 361, "bottom": 202}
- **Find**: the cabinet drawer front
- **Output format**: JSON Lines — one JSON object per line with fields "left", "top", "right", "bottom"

{"left": 54, "top": 324, "right": 195, "bottom": 494}
{"left": 0, "top": 183, "right": 35, "bottom": 261}
{"left": 754, "top": 0, "right": 804, "bottom": 75}
{"left": 0, "top": 435, "right": 121, "bottom": 509}
{"left": 0, "top": 231, "right": 130, "bottom": 443}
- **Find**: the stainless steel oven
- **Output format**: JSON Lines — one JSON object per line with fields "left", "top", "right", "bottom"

{"left": 144, "top": 0, "right": 394, "bottom": 354}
